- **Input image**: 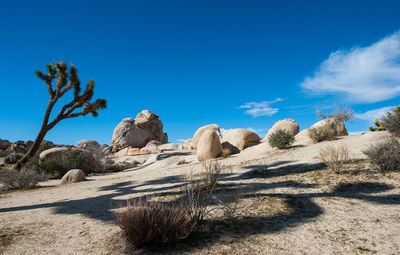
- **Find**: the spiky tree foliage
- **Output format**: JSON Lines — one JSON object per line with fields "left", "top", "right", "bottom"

{"left": 12, "top": 62, "right": 106, "bottom": 170}
{"left": 369, "top": 119, "right": 386, "bottom": 132}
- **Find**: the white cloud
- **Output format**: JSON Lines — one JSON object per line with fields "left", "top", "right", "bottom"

{"left": 221, "top": 127, "right": 268, "bottom": 137}
{"left": 238, "top": 98, "right": 283, "bottom": 117}
{"left": 301, "top": 31, "right": 400, "bottom": 103}
{"left": 175, "top": 138, "right": 189, "bottom": 142}
{"left": 354, "top": 106, "right": 395, "bottom": 122}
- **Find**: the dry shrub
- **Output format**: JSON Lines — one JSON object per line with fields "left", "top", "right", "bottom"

{"left": 363, "top": 138, "right": 400, "bottom": 172}
{"left": 316, "top": 105, "right": 354, "bottom": 122}
{"left": 318, "top": 144, "right": 350, "bottom": 174}
{"left": 222, "top": 148, "right": 231, "bottom": 158}
{"left": 184, "top": 161, "right": 222, "bottom": 222}
{"left": 115, "top": 161, "right": 223, "bottom": 248}
{"left": 115, "top": 197, "right": 197, "bottom": 247}
{"left": 308, "top": 124, "right": 336, "bottom": 143}
{"left": 268, "top": 130, "right": 295, "bottom": 149}
{"left": 0, "top": 169, "right": 47, "bottom": 190}
{"left": 176, "top": 159, "right": 189, "bottom": 165}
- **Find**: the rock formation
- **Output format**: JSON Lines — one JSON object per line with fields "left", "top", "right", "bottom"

{"left": 192, "top": 124, "right": 221, "bottom": 150}
{"left": 109, "top": 110, "right": 168, "bottom": 152}
{"left": 76, "top": 140, "right": 101, "bottom": 155}
{"left": 61, "top": 169, "right": 86, "bottom": 184}
{"left": 311, "top": 117, "right": 348, "bottom": 136}
{"left": 196, "top": 129, "right": 222, "bottom": 161}
{"left": 264, "top": 119, "right": 300, "bottom": 141}
{"left": 222, "top": 128, "right": 260, "bottom": 151}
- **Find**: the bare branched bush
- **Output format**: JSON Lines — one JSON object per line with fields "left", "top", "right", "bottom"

{"left": 184, "top": 161, "right": 222, "bottom": 222}
{"left": 316, "top": 105, "right": 354, "bottom": 122}
{"left": 318, "top": 144, "right": 350, "bottom": 174}
{"left": 0, "top": 169, "right": 47, "bottom": 190}
{"left": 115, "top": 197, "right": 198, "bottom": 247}
{"left": 308, "top": 124, "right": 336, "bottom": 142}
{"left": 215, "top": 190, "right": 244, "bottom": 221}
{"left": 363, "top": 138, "right": 400, "bottom": 172}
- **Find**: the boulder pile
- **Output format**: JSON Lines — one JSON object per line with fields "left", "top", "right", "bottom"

{"left": 109, "top": 110, "right": 168, "bottom": 152}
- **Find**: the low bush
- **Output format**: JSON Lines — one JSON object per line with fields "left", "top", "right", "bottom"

{"left": 380, "top": 106, "right": 400, "bottom": 137}
{"left": 308, "top": 124, "right": 336, "bottom": 142}
{"left": 100, "top": 159, "right": 139, "bottom": 172}
{"left": 40, "top": 149, "right": 95, "bottom": 177}
{"left": 268, "top": 130, "right": 295, "bottom": 149}
{"left": 363, "top": 138, "right": 400, "bottom": 172}
{"left": 176, "top": 159, "right": 189, "bottom": 165}
{"left": 115, "top": 161, "right": 223, "bottom": 248}
{"left": 318, "top": 144, "right": 350, "bottom": 174}
{"left": 0, "top": 150, "right": 13, "bottom": 158}
{"left": 115, "top": 197, "right": 197, "bottom": 247}
{"left": 4, "top": 153, "right": 23, "bottom": 164}
{"left": 0, "top": 169, "right": 47, "bottom": 190}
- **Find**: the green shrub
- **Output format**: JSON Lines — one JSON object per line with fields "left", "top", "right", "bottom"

{"left": 363, "top": 138, "right": 400, "bottom": 172}
{"left": 308, "top": 124, "right": 336, "bottom": 142}
{"left": 4, "top": 153, "right": 23, "bottom": 164}
{"left": 380, "top": 106, "right": 400, "bottom": 137}
{"left": 268, "top": 130, "right": 295, "bottom": 149}
{"left": 0, "top": 150, "right": 13, "bottom": 158}
{"left": 40, "top": 149, "right": 95, "bottom": 177}
{"left": 96, "top": 158, "right": 139, "bottom": 172}
{"left": 0, "top": 169, "right": 47, "bottom": 190}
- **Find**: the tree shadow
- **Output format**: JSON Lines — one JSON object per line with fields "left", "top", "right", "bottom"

{"left": 1, "top": 159, "right": 400, "bottom": 254}
{"left": 228, "top": 161, "right": 324, "bottom": 180}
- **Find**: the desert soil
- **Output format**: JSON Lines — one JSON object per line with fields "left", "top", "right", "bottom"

{"left": 1, "top": 131, "right": 400, "bottom": 254}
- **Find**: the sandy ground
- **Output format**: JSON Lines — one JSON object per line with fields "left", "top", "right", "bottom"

{"left": 1, "top": 131, "right": 400, "bottom": 254}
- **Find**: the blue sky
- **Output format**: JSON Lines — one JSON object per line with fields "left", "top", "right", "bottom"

{"left": 0, "top": 0, "right": 399, "bottom": 145}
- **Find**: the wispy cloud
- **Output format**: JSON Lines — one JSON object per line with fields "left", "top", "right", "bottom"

{"left": 221, "top": 127, "right": 268, "bottom": 137}
{"left": 354, "top": 106, "right": 395, "bottom": 123}
{"left": 175, "top": 138, "right": 189, "bottom": 142}
{"left": 246, "top": 127, "right": 268, "bottom": 136}
{"left": 301, "top": 31, "right": 400, "bottom": 103}
{"left": 238, "top": 98, "right": 283, "bottom": 117}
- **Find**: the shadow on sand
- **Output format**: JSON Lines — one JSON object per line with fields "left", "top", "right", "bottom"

{"left": 1, "top": 160, "right": 399, "bottom": 253}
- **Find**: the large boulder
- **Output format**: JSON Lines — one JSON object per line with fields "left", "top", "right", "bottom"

{"left": 311, "top": 117, "right": 348, "bottom": 136}
{"left": 264, "top": 119, "right": 300, "bottom": 141}
{"left": 192, "top": 124, "right": 221, "bottom": 150}
{"left": 113, "top": 147, "right": 152, "bottom": 158}
{"left": 39, "top": 147, "right": 96, "bottom": 177}
{"left": 61, "top": 169, "right": 86, "bottom": 184}
{"left": 76, "top": 140, "right": 101, "bottom": 155}
{"left": 196, "top": 130, "right": 222, "bottom": 161}
{"left": 158, "top": 143, "right": 182, "bottom": 152}
{"left": 222, "top": 128, "right": 260, "bottom": 151}
{"left": 109, "top": 110, "right": 168, "bottom": 152}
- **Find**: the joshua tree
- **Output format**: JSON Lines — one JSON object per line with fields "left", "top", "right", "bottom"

{"left": 12, "top": 62, "right": 106, "bottom": 170}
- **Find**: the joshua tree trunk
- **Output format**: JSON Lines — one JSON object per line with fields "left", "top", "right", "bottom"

{"left": 12, "top": 101, "right": 55, "bottom": 169}
{"left": 12, "top": 62, "right": 106, "bottom": 170}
